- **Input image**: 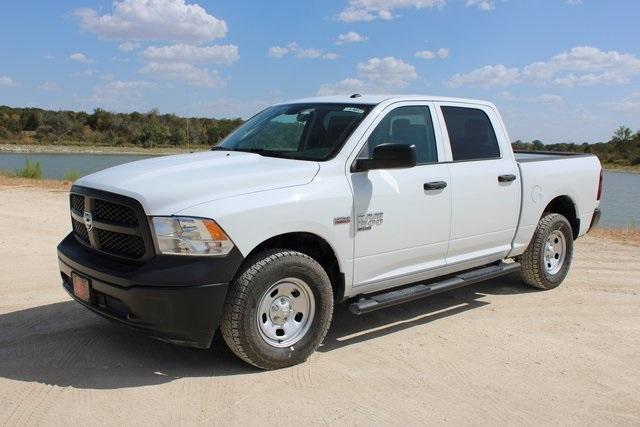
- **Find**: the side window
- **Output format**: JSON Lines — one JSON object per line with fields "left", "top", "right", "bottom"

{"left": 441, "top": 106, "right": 500, "bottom": 161}
{"left": 359, "top": 106, "right": 438, "bottom": 164}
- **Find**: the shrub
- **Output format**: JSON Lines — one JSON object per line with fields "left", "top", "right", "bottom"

{"left": 64, "top": 169, "right": 82, "bottom": 181}
{"left": 13, "top": 159, "right": 42, "bottom": 179}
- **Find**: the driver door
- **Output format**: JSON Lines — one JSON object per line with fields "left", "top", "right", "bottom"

{"left": 350, "top": 103, "right": 452, "bottom": 291}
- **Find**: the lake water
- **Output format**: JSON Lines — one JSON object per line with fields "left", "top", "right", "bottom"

{"left": 0, "top": 152, "right": 638, "bottom": 228}
{"left": 0, "top": 152, "right": 155, "bottom": 180}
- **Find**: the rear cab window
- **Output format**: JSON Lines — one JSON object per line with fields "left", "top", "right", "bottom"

{"left": 441, "top": 106, "right": 501, "bottom": 161}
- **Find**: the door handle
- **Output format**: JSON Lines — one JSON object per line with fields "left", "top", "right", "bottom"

{"left": 424, "top": 181, "right": 447, "bottom": 190}
{"left": 498, "top": 174, "right": 517, "bottom": 183}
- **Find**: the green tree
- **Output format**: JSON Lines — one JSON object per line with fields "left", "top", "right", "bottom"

{"left": 613, "top": 126, "right": 633, "bottom": 142}
{"left": 20, "top": 110, "right": 41, "bottom": 131}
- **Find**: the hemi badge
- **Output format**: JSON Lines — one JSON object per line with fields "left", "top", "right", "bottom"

{"left": 333, "top": 216, "right": 351, "bottom": 225}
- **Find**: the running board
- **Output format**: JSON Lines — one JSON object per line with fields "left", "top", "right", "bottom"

{"left": 349, "top": 261, "right": 520, "bottom": 315}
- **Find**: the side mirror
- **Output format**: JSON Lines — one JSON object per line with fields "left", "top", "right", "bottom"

{"left": 352, "top": 143, "right": 417, "bottom": 172}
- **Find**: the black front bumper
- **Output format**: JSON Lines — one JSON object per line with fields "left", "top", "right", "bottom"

{"left": 57, "top": 233, "right": 244, "bottom": 348}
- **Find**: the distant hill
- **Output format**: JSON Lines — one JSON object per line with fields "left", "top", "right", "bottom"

{"left": 0, "top": 106, "right": 244, "bottom": 148}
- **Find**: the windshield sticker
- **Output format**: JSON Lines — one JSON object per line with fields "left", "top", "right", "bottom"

{"left": 343, "top": 107, "right": 365, "bottom": 114}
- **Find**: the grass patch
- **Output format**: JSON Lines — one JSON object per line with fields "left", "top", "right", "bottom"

{"left": 12, "top": 159, "right": 42, "bottom": 179}
{"left": 0, "top": 173, "right": 71, "bottom": 190}
{"left": 64, "top": 169, "right": 82, "bottom": 182}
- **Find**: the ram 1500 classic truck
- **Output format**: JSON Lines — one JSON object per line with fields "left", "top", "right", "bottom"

{"left": 57, "top": 95, "right": 602, "bottom": 369}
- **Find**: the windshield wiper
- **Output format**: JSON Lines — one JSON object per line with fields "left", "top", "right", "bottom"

{"left": 211, "top": 146, "right": 298, "bottom": 159}
{"left": 232, "top": 148, "right": 296, "bottom": 159}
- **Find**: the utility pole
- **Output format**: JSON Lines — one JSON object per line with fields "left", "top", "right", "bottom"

{"left": 186, "top": 116, "right": 190, "bottom": 151}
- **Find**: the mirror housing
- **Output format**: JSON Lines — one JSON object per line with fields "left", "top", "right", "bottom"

{"left": 352, "top": 143, "right": 417, "bottom": 172}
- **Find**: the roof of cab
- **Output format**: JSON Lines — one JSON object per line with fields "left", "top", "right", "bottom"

{"left": 280, "top": 94, "right": 495, "bottom": 107}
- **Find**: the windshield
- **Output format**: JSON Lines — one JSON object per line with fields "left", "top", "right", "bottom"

{"left": 216, "top": 103, "right": 373, "bottom": 161}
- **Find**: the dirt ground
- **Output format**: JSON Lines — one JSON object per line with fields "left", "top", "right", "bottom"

{"left": 1, "top": 182, "right": 639, "bottom": 426}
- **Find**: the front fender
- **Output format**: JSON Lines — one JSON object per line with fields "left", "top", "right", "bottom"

{"left": 176, "top": 176, "right": 354, "bottom": 287}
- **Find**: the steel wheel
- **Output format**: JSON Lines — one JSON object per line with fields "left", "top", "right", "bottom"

{"left": 256, "top": 277, "right": 316, "bottom": 348}
{"left": 543, "top": 229, "right": 566, "bottom": 275}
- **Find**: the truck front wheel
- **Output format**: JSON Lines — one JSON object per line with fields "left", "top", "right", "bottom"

{"left": 518, "top": 213, "right": 574, "bottom": 290}
{"left": 220, "top": 250, "right": 334, "bottom": 370}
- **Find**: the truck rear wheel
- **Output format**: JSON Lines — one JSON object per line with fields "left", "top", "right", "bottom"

{"left": 518, "top": 213, "right": 574, "bottom": 290}
{"left": 220, "top": 249, "right": 333, "bottom": 370}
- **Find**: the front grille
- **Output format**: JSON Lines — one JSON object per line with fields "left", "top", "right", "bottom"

{"left": 69, "top": 188, "right": 152, "bottom": 261}
{"left": 70, "top": 194, "right": 85, "bottom": 212}
{"left": 72, "top": 218, "right": 90, "bottom": 243}
{"left": 94, "top": 199, "right": 138, "bottom": 226}
{"left": 96, "top": 229, "right": 146, "bottom": 259}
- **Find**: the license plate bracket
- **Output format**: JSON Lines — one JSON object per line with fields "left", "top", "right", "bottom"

{"left": 71, "top": 272, "right": 92, "bottom": 303}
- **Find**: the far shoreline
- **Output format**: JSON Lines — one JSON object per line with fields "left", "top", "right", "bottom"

{"left": 1, "top": 143, "right": 639, "bottom": 174}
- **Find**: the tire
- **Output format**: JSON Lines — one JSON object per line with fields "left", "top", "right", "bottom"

{"left": 517, "top": 213, "right": 574, "bottom": 290}
{"left": 220, "top": 249, "right": 334, "bottom": 370}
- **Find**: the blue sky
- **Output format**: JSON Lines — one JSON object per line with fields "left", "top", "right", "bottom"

{"left": 1, "top": 0, "right": 639, "bottom": 143}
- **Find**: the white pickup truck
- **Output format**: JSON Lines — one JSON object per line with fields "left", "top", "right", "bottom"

{"left": 57, "top": 95, "right": 602, "bottom": 369}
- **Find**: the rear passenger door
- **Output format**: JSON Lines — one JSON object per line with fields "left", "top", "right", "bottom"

{"left": 436, "top": 103, "right": 520, "bottom": 265}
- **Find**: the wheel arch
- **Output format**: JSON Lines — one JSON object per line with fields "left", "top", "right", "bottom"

{"left": 542, "top": 195, "right": 579, "bottom": 239}
{"left": 238, "top": 232, "right": 345, "bottom": 302}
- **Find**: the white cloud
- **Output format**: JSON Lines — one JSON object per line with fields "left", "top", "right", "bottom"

{"left": 267, "top": 46, "right": 288, "bottom": 58}
{"left": 72, "top": 68, "right": 95, "bottom": 77}
{"left": 567, "top": 0, "right": 583, "bottom": 5}
{"left": 268, "top": 43, "right": 337, "bottom": 60}
{"left": 466, "top": 0, "right": 495, "bottom": 10}
{"left": 415, "top": 47, "right": 449, "bottom": 59}
{"left": 141, "top": 43, "right": 239, "bottom": 65}
{"left": 39, "top": 81, "right": 61, "bottom": 92}
{"left": 603, "top": 92, "right": 640, "bottom": 113}
{"left": 91, "top": 79, "right": 158, "bottom": 108}
{"left": 0, "top": 76, "right": 14, "bottom": 87}
{"left": 448, "top": 64, "right": 520, "bottom": 88}
{"left": 336, "top": 31, "right": 368, "bottom": 44}
{"left": 69, "top": 53, "right": 96, "bottom": 64}
{"left": 415, "top": 50, "right": 435, "bottom": 59}
{"left": 44, "top": 54, "right": 55, "bottom": 60}
{"left": 75, "top": 0, "right": 228, "bottom": 43}
{"left": 498, "top": 91, "right": 564, "bottom": 106}
{"left": 338, "top": 0, "right": 445, "bottom": 22}
{"left": 437, "top": 48, "right": 450, "bottom": 59}
{"left": 448, "top": 46, "right": 640, "bottom": 88}
{"left": 318, "top": 56, "right": 417, "bottom": 95}
{"left": 186, "top": 98, "right": 272, "bottom": 119}
{"left": 528, "top": 94, "right": 564, "bottom": 105}
{"left": 139, "top": 62, "right": 225, "bottom": 87}
{"left": 118, "top": 41, "right": 141, "bottom": 51}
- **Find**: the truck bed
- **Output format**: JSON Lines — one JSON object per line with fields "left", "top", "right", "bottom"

{"left": 514, "top": 150, "right": 595, "bottom": 163}
{"left": 509, "top": 150, "right": 601, "bottom": 258}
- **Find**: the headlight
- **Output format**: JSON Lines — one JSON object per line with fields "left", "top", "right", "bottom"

{"left": 152, "top": 217, "right": 234, "bottom": 256}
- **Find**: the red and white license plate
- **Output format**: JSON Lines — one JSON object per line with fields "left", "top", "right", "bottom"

{"left": 72, "top": 273, "right": 91, "bottom": 303}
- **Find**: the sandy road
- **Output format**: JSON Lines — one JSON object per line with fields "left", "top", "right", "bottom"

{"left": 0, "top": 183, "right": 639, "bottom": 426}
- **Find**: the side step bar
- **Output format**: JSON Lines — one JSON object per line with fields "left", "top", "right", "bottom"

{"left": 349, "top": 261, "right": 520, "bottom": 315}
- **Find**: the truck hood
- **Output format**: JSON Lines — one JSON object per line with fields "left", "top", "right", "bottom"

{"left": 75, "top": 151, "right": 320, "bottom": 215}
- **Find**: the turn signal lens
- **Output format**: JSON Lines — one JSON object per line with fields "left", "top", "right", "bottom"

{"left": 152, "top": 217, "right": 234, "bottom": 256}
